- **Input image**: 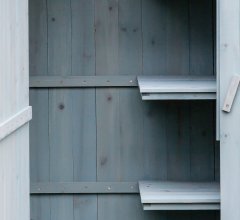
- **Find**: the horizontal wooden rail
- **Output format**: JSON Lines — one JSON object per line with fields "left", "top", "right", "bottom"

{"left": 31, "top": 182, "right": 139, "bottom": 194}
{"left": 0, "top": 106, "right": 32, "bottom": 142}
{"left": 30, "top": 76, "right": 138, "bottom": 88}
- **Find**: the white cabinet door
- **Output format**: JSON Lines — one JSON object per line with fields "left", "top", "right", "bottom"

{"left": 218, "top": 0, "right": 240, "bottom": 219}
{"left": 0, "top": 0, "right": 31, "bottom": 220}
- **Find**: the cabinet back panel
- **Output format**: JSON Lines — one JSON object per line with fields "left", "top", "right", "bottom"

{"left": 29, "top": 0, "right": 218, "bottom": 219}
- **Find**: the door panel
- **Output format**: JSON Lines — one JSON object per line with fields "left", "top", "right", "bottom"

{"left": 0, "top": 0, "right": 30, "bottom": 220}
{"left": 218, "top": 0, "right": 240, "bottom": 219}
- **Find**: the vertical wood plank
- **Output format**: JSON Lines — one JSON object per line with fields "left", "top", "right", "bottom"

{"left": 166, "top": 0, "right": 189, "bottom": 75}
{"left": 31, "top": 196, "right": 51, "bottom": 220}
{"left": 72, "top": 89, "right": 96, "bottom": 182}
{"left": 72, "top": 88, "right": 97, "bottom": 220}
{"left": 96, "top": 88, "right": 121, "bottom": 181}
{"left": 30, "top": 90, "right": 49, "bottom": 184}
{"left": 47, "top": 0, "right": 71, "bottom": 75}
{"left": 29, "top": 0, "right": 48, "bottom": 76}
{"left": 119, "top": 0, "right": 142, "bottom": 75}
{"left": 49, "top": 89, "right": 74, "bottom": 220}
{"left": 30, "top": 89, "right": 51, "bottom": 220}
{"left": 166, "top": 102, "right": 191, "bottom": 181}
{"left": 71, "top": 0, "right": 95, "bottom": 75}
{"left": 142, "top": 102, "right": 167, "bottom": 180}
{"left": 190, "top": 101, "right": 215, "bottom": 181}
{"left": 142, "top": 0, "right": 167, "bottom": 75}
{"left": 95, "top": 0, "right": 119, "bottom": 75}
{"left": 47, "top": 1, "right": 73, "bottom": 219}
{"left": 97, "top": 88, "right": 168, "bottom": 181}
{"left": 73, "top": 195, "right": 97, "bottom": 220}
{"left": 189, "top": 0, "right": 214, "bottom": 75}
{"left": 50, "top": 195, "right": 73, "bottom": 220}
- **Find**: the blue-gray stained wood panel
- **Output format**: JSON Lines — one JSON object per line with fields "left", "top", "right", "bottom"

{"left": 29, "top": 0, "right": 219, "bottom": 220}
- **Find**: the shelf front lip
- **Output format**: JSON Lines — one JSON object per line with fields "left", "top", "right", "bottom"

{"left": 141, "top": 93, "right": 216, "bottom": 100}
{"left": 138, "top": 76, "right": 217, "bottom": 94}
{"left": 141, "top": 198, "right": 221, "bottom": 204}
{"left": 140, "top": 88, "right": 216, "bottom": 93}
{"left": 143, "top": 203, "right": 221, "bottom": 211}
{"left": 138, "top": 75, "right": 216, "bottom": 81}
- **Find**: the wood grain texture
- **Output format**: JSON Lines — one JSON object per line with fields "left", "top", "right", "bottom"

{"left": 29, "top": 0, "right": 218, "bottom": 219}
{"left": 96, "top": 88, "right": 135, "bottom": 181}
{"left": 30, "top": 90, "right": 49, "bottom": 183}
{"left": 31, "top": 196, "right": 51, "bottom": 220}
{"left": 49, "top": 89, "right": 97, "bottom": 220}
{"left": 142, "top": 0, "right": 167, "bottom": 75}
{"left": 219, "top": 0, "right": 240, "bottom": 219}
{"left": 95, "top": 0, "right": 119, "bottom": 75}
{"left": 190, "top": 101, "right": 215, "bottom": 181}
{"left": 166, "top": 102, "right": 191, "bottom": 181}
{"left": 0, "top": 0, "right": 29, "bottom": 219}
{"left": 166, "top": 0, "right": 189, "bottom": 75}
{"left": 47, "top": 0, "right": 71, "bottom": 76}
{"left": 189, "top": 0, "right": 214, "bottom": 75}
{"left": 30, "top": 89, "right": 51, "bottom": 220}
{"left": 0, "top": 125, "right": 30, "bottom": 220}
{"left": 71, "top": 0, "right": 95, "bottom": 75}
{"left": 30, "top": 88, "right": 97, "bottom": 220}
{"left": 119, "top": 0, "right": 142, "bottom": 75}
{"left": 142, "top": 101, "right": 168, "bottom": 180}
{"left": 29, "top": 0, "right": 48, "bottom": 76}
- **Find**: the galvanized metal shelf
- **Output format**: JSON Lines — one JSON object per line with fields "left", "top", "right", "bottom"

{"left": 139, "top": 181, "right": 220, "bottom": 211}
{"left": 138, "top": 76, "right": 216, "bottom": 100}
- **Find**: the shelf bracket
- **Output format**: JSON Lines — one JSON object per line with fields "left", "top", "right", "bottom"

{"left": 0, "top": 106, "right": 32, "bottom": 142}
{"left": 222, "top": 75, "right": 240, "bottom": 113}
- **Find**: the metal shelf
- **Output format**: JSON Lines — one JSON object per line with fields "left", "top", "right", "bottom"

{"left": 138, "top": 76, "right": 216, "bottom": 100}
{"left": 139, "top": 181, "right": 220, "bottom": 211}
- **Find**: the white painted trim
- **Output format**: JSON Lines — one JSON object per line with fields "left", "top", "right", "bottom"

{"left": 0, "top": 106, "right": 32, "bottom": 142}
{"left": 222, "top": 75, "right": 240, "bottom": 112}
